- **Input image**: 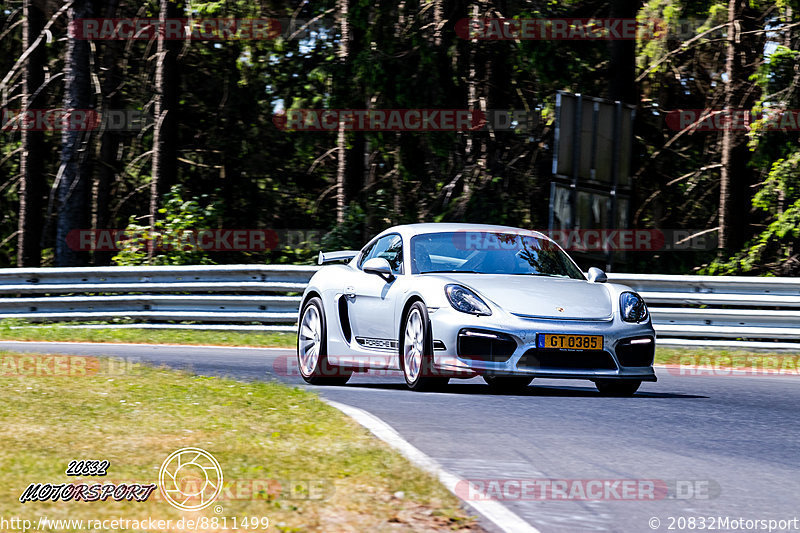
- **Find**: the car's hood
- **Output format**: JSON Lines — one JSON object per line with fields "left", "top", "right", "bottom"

{"left": 438, "top": 274, "right": 613, "bottom": 320}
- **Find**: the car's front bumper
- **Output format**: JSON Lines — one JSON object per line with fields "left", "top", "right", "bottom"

{"left": 428, "top": 306, "right": 657, "bottom": 382}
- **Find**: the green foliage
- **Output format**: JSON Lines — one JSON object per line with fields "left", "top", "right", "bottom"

{"left": 757, "top": 46, "right": 800, "bottom": 100}
{"left": 320, "top": 204, "right": 367, "bottom": 251}
{"left": 112, "top": 185, "right": 221, "bottom": 266}
{"left": 6, "top": 0, "right": 800, "bottom": 274}
{"left": 703, "top": 152, "right": 800, "bottom": 275}
{"left": 703, "top": 31, "right": 800, "bottom": 275}
{"left": 753, "top": 153, "right": 800, "bottom": 212}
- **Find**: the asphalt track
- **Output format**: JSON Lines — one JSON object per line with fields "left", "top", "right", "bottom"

{"left": 2, "top": 341, "right": 798, "bottom": 533}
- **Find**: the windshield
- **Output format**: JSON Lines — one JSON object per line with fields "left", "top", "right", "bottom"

{"left": 410, "top": 231, "right": 585, "bottom": 279}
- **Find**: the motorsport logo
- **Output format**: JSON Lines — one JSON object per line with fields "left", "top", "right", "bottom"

{"left": 158, "top": 447, "right": 223, "bottom": 511}
{"left": 19, "top": 458, "right": 156, "bottom": 504}
{"left": 18, "top": 447, "right": 224, "bottom": 511}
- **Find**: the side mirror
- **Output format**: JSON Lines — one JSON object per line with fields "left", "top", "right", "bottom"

{"left": 587, "top": 267, "right": 608, "bottom": 283}
{"left": 362, "top": 257, "right": 395, "bottom": 282}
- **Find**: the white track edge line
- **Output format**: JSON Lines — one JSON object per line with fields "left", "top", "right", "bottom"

{"left": 322, "top": 398, "right": 541, "bottom": 533}
{"left": 0, "top": 340, "right": 289, "bottom": 351}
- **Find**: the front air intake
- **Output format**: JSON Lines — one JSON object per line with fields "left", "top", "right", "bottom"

{"left": 615, "top": 337, "right": 655, "bottom": 367}
{"left": 457, "top": 329, "right": 517, "bottom": 363}
{"left": 518, "top": 349, "right": 617, "bottom": 370}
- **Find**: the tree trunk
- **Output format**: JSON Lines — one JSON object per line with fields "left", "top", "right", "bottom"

{"left": 719, "top": 0, "right": 760, "bottom": 252}
{"left": 17, "top": 0, "right": 46, "bottom": 267}
{"left": 55, "top": 0, "right": 95, "bottom": 266}
{"left": 333, "top": 0, "right": 369, "bottom": 227}
{"left": 93, "top": 0, "right": 121, "bottom": 265}
{"left": 456, "top": 1, "right": 487, "bottom": 217}
{"left": 335, "top": 0, "right": 350, "bottom": 224}
{"left": 150, "top": 0, "right": 181, "bottom": 235}
{"left": 608, "top": 0, "right": 639, "bottom": 104}
{"left": 336, "top": 124, "right": 347, "bottom": 224}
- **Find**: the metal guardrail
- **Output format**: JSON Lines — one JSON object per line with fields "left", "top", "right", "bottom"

{"left": 608, "top": 273, "right": 800, "bottom": 350}
{"left": 0, "top": 265, "right": 318, "bottom": 294}
{"left": 0, "top": 266, "right": 797, "bottom": 350}
{"left": 0, "top": 265, "right": 316, "bottom": 331}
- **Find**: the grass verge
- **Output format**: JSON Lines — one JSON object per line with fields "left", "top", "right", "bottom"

{"left": 655, "top": 346, "right": 799, "bottom": 366}
{"left": 0, "top": 322, "right": 296, "bottom": 349}
{"left": 0, "top": 352, "right": 479, "bottom": 532}
{"left": 0, "top": 323, "right": 796, "bottom": 365}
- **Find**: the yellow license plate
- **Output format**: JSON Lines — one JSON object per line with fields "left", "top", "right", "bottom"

{"left": 538, "top": 334, "right": 603, "bottom": 350}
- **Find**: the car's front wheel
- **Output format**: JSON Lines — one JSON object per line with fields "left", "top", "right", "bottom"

{"left": 594, "top": 379, "right": 641, "bottom": 396}
{"left": 401, "top": 301, "right": 448, "bottom": 391}
{"left": 483, "top": 375, "right": 533, "bottom": 393}
{"left": 297, "top": 296, "right": 351, "bottom": 386}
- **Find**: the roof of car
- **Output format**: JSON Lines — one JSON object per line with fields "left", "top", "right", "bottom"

{"left": 378, "top": 223, "right": 549, "bottom": 240}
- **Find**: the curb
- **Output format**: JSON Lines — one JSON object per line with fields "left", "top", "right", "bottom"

{"left": 323, "top": 398, "right": 541, "bottom": 533}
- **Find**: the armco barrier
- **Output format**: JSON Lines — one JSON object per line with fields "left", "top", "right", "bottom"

{"left": 608, "top": 273, "right": 800, "bottom": 351}
{"left": 0, "top": 265, "right": 316, "bottom": 332}
{"left": 0, "top": 266, "right": 797, "bottom": 349}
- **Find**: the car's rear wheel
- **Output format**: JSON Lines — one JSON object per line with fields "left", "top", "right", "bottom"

{"left": 297, "top": 296, "right": 351, "bottom": 385}
{"left": 594, "top": 379, "right": 641, "bottom": 396}
{"left": 483, "top": 375, "right": 533, "bottom": 393}
{"left": 401, "top": 301, "right": 448, "bottom": 391}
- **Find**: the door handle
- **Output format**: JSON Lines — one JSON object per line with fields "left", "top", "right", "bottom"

{"left": 345, "top": 286, "right": 356, "bottom": 299}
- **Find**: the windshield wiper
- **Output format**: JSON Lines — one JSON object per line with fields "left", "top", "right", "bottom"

{"left": 511, "top": 272, "right": 566, "bottom": 278}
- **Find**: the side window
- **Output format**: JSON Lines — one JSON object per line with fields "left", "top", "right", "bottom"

{"left": 359, "top": 234, "right": 404, "bottom": 274}
{"left": 357, "top": 240, "right": 378, "bottom": 268}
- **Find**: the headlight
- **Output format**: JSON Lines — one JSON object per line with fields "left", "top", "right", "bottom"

{"left": 620, "top": 292, "right": 648, "bottom": 322}
{"left": 445, "top": 284, "right": 492, "bottom": 316}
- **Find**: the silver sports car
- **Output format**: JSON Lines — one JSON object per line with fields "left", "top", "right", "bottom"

{"left": 297, "top": 223, "right": 656, "bottom": 395}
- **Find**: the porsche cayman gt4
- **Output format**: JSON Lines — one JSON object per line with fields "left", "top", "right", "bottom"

{"left": 297, "top": 223, "right": 656, "bottom": 395}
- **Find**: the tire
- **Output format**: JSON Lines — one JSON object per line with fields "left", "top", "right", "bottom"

{"left": 595, "top": 379, "right": 641, "bottom": 397}
{"left": 297, "top": 296, "right": 351, "bottom": 386}
{"left": 401, "top": 301, "right": 449, "bottom": 391}
{"left": 483, "top": 375, "right": 533, "bottom": 393}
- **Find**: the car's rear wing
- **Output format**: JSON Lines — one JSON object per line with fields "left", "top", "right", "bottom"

{"left": 318, "top": 250, "right": 358, "bottom": 265}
